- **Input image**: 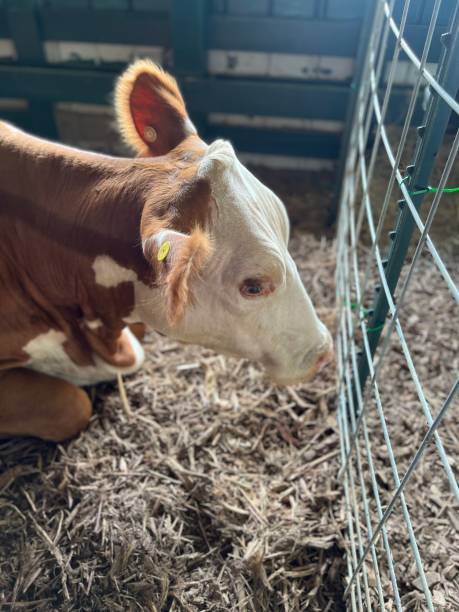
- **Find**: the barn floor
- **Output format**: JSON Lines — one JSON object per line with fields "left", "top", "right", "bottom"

{"left": 0, "top": 159, "right": 458, "bottom": 611}
{"left": 345, "top": 242, "right": 459, "bottom": 611}
{"left": 0, "top": 228, "right": 344, "bottom": 611}
{"left": 340, "top": 130, "right": 459, "bottom": 611}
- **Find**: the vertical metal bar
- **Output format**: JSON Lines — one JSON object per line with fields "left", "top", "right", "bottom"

{"left": 331, "top": 0, "right": 379, "bottom": 225}
{"left": 171, "top": 0, "right": 209, "bottom": 137}
{"left": 337, "top": 316, "right": 365, "bottom": 611}
{"left": 344, "top": 378, "right": 459, "bottom": 599}
{"left": 336, "top": 2, "right": 459, "bottom": 610}
{"left": 6, "top": 0, "right": 59, "bottom": 139}
{"left": 346, "top": 172, "right": 403, "bottom": 610}
{"left": 358, "top": 0, "right": 443, "bottom": 295}
{"left": 353, "top": 0, "right": 396, "bottom": 236}
{"left": 355, "top": 2, "right": 459, "bottom": 395}
{"left": 340, "top": 137, "right": 433, "bottom": 610}
{"left": 362, "top": 0, "right": 400, "bottom": 151}
{"left": 355, "top": 0, "right": 411, "bottom": 246}
{"left": 366, "top": 128, "right": 459, "bottom": 502}
{"left": 171, "top": 0, "right": 207, "bottom": 77}
{"left": 6, "top": 0, "right": 45, "bottom": 64}
{"left": 342, "top": 299, "right": 385, "bottom": 611}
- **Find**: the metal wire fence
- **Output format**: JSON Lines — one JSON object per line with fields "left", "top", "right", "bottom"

{"left": 335, "top": 0, "right": 458, "bottom": 609}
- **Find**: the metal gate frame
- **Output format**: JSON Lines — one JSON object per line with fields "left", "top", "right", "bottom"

{"left": 335, "top": 0, "right": 458, "bottom": 609}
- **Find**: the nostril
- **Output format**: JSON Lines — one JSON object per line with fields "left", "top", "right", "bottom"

{"left": 316, "top": 349, "right": 334, "bottom": 372}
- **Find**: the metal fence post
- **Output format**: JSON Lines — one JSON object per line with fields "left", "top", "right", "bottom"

{"left": 331, "top": 0, "right": 378, "bottom": 226}
{"left": 171, "top": 0, "right": 209, "bottom": 138}
{"left": 6, "top": 0, "right": 58, "bottom": 139}
{"left": 336, "top": 1, "right": 459, "bottom": 608}
{"left": 356, "top": 3, "right": 459, "bottom": 395}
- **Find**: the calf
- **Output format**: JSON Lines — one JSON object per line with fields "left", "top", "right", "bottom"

{"left": 0, "top": 60, "right": 333, "bottom": 441}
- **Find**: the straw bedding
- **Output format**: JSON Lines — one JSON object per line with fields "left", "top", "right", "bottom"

{"left": 0, "top": 163, "right": 457, "bottom": 610}
{"left": 348, "top": 240, "right": 459, "bottom": 611}
{"left": 0, "top": 232, "right": 345, "bottom": 611}
{"left": 343, "top": 129, "right": 459, "bottom": 609}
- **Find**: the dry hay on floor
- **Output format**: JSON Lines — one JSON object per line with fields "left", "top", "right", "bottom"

{"left": 347, "top": 126, "right": 459, "bottom": 610}
{"left": 1, "top": 226, "right": 456, "bottom": 611}
{"left": 346, "top": 238, "right": 459, "bottom": 610}
{"left": 0, "top": 233, "right": 345, "bottom": 611}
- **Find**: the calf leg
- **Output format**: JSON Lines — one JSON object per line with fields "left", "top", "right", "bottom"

{"left": 0, "top": 368, "right": 92, "bottom": 442}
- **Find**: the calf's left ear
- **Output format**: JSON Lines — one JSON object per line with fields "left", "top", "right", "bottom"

{"left": 114, "top": 59, "right": 196, "bottom": 157}
{"left": 143, "top": 227, "right": 213, "bottom": 325}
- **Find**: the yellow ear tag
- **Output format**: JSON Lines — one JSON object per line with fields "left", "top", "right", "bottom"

{"left": 157, "top": 240, "right": 171, "bottom": 262}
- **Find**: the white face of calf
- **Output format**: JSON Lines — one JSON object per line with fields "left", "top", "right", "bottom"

{"left": 115, "top": 60, "right": 332, "bottom": 385}
{"left": 153, "top": 141, "right": 333, "bottom": 385}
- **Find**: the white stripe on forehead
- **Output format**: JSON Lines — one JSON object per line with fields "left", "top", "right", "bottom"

{"left": 197, "top": 139, "right": 236, "bottom": 179}
{"left": 199, "top": 139, "right": 290, "bottom": 246}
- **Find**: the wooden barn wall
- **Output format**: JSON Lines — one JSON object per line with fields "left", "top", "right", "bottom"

{"left": 0, "top": 0, "right": 455, "bottom": 167}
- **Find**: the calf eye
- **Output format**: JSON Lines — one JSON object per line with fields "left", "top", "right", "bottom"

{"left": 240, "top": 278, "right": 273, "bottom": 298}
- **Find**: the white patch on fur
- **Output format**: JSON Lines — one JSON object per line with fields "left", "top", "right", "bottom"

{"left": 184, "top": 117, "right": 197, "bottom": 135}
{"left": 91, "top": 254, "right": 163, "bottom": 328}
{"left": 154, "top": 229, "right": 182, "bottom": 242}
{"left": 85, "top": 318, "right": 103, "bottom": 330}
{"left": 92, "top": 255, "right": 138, "bottom": 288}
{"left": 197, "top": 140, "right": 236, "bottom": 179}
{"left": 147, "top": 228, "right": 184, "bottom": 256}
{"left": 23, "top": 328, "right": 145, "bottom": 386}
{"left": 123, "top": 327, "right": 145, "bottom": 370}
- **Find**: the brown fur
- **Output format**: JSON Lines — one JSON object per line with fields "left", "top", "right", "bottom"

{"left": 165, "top": 226, "right": 214, "bottom": 325}
{"left": 0, "top": 60, "right": 213, "bottom": 440}
{"left": 0, "top": 121, "right": 151, "bottom": 371}
{"left": 0, "top": 123, "right": 211, "bottom": 372}
{"left": 0, "top": 368, "right": 92, "bottom": 441}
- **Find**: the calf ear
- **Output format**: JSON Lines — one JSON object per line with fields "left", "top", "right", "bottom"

{"left": 114, "top": 59, "right": 196, "bottom": 157}
{"left": 144, "top": 227, "right": 213, "bottom": 325}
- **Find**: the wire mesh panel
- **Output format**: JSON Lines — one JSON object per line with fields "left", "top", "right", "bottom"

{"left": 335, "top": 1, "right": 458, "bottom": 609}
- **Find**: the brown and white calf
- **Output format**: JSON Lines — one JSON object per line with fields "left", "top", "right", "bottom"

{"left": 0, "top": 60, "right": 333, "bottom": 442}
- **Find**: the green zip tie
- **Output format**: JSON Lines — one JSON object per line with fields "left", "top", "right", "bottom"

{"left": 408, "top": 185, "right": 459, "bottom": 196}
{"left": 347, "top": 302, "right": 384, "bottom": 334}
{"left": 349, "top": 302, "right": 373, "bottom": 316}
{"left": 366, "top": 323, "right": 384, "bottom": 334}
{"left": 353, "top": 182, "right": 459, "bottom": 332}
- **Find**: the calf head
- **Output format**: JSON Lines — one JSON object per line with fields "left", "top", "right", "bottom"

{"left": 115, "top": 60, "right": 333, "bottom": 384}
